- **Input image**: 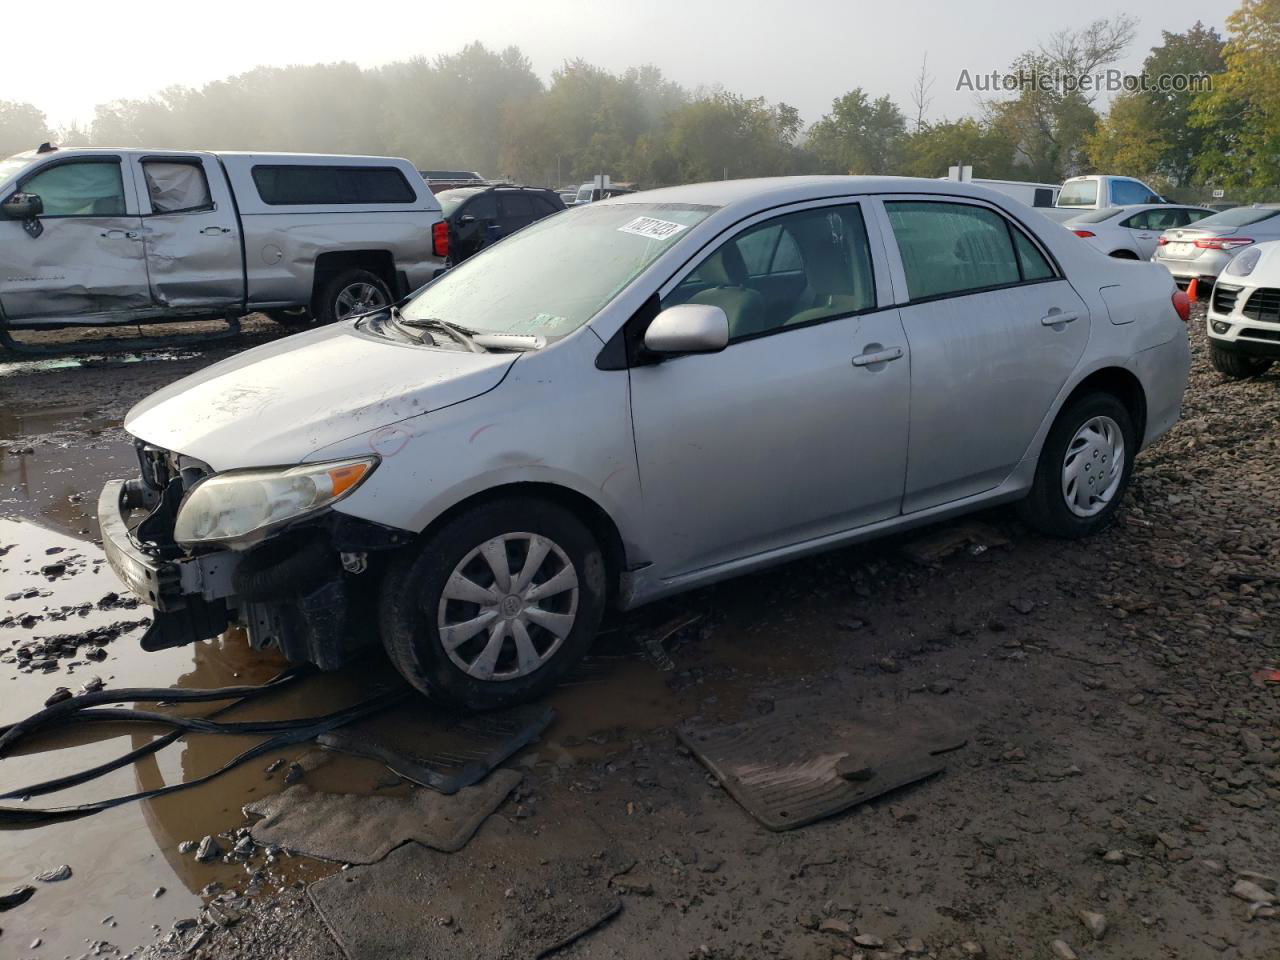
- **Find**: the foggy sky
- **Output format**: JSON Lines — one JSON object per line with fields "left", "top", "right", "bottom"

{"left": 9, "top": 0, "right": 1227, "bottom": 129}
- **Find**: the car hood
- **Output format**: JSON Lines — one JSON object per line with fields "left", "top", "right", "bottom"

{"left": 125, "top": 324, "right": 517, "bottom": 470}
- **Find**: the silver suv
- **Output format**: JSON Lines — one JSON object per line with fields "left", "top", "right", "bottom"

{"left": 100, "top": 176, "right": 1192, "bottom": 710}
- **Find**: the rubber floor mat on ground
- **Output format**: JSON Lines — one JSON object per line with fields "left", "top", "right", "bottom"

{"left": 246, "top": 769, "right": 521, "bottom": 863}
{"left": 309, "top": 809, "right": 632, "bottom": 960}
{"left": 678, "top": 698, "right": 967, "bottom": 831}
{"left": 317, "top": 703, "right": 555, "bottom": 794}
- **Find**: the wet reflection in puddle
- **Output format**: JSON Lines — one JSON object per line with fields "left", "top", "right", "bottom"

{"left": 0, "top": 510, "right": 835, "bottom": 956}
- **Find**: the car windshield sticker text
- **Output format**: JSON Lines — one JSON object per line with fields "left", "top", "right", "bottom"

{"left": 618, "top": 216, "right": 689, "bottom": 241}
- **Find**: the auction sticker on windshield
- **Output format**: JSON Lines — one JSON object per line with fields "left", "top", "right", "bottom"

{"left": 618, "top": 216, "right": 690, "bottom": 241}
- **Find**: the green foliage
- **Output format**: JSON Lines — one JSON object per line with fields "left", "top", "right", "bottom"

{"left": 1192, "top": 0, "right": 1280, "bottom": 198}
{"left": 807, "top": 89, "right": 907, "bottom": 174}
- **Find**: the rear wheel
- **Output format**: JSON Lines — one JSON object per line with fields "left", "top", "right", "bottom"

{"left": 380, "top": 498, "right": 607, "bottom": 710}
{"left": 1209, "top": 344, "right": 1273, "bottom": 379}
{"left": 1017, "top": 393, "right": 1136, "bottom": 539}
{"left": 313, "top": 268, "right": 391, "bottom": 326}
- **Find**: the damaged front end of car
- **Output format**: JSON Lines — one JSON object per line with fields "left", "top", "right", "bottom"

{"left": 99, "top": 441, "right": 411, "bottom": 669}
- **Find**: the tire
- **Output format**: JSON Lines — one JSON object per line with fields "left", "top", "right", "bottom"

{"left": 313, "top": 268, "right": 391, "bottom": 326}
{"left": 1017, "top": 393, "right": 1136, "bottom": 539}
{"left": 1209, "top": 344, "right": 1273, "bottom": 379}
{"left": 380, "top": 497, "right": 607, "bottom": 710}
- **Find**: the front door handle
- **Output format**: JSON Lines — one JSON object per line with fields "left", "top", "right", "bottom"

{"left": 1041, "top": 309, "right": 1079, "bottom": 326}
{"left": 852, "top": 345, "right": 904, "bottom": 367}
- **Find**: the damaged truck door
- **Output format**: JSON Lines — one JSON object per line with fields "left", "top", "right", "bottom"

{"left": 0, "top": 153, "right": 154, "bottom": 323}
{"left": 130, "top": 155, "right": 244, "bottom": 312}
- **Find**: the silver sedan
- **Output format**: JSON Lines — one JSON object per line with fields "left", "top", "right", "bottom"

{"left": 1154, "top": 204, "right": 1280, "bottom": 290}
{"left": 101, "top": 177, "right": 1193, "bottom": 710}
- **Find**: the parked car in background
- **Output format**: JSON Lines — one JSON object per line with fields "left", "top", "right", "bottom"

{"left": 573, "top": 182, "right": 635, "bottom": 205}
{"left": 1064, "top": 204, "right": 1215, "bottom": 260}
{"left": 1057, "top": 175, "right": 1166, "bottom": 211}
{"left": 1204, "top": 240, "right": 1280, "bottom": 378}
{"left": 100, "top": 176, "right": 1190, "bottom": 711}
{"left": 437, "top": 184, "right": 566, "bottom": 264}
{"left": 940, "top": 172, "right": 1060, "bottom": 208}
{"left": 420, "top": 169, "right": 486, "bottom": 193}
{"left": 0, "top": 146, "right": 444, "bottom": 337}
{"left": 1153, "top": 204, "right": 1280, "bottom": 292}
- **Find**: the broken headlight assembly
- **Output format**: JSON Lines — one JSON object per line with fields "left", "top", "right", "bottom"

{"left": 173, "top": 457, "right": 378, "bottom": 548}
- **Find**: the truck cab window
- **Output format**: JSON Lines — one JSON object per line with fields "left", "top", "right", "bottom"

{"left": 143, "top": 161, "right": 213, "bottom": 214}
{"left": 21, "top": 161, "right": 126, "bottom": 217}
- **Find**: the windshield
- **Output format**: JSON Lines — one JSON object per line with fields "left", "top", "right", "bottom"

{"left": 1195, "top": 206, "right": 1280, "bottom": 228}
{"left": 0, "top": 154, "right": 34, "bottom": 187}
{"left": 1058, "top": 180, "right": 1099, "bottom": 207}
{"left": 402, "top": 202, "right": 716, "bottom": 339}
{"left": 1071, "top": 207, "right": 1124, "bottom": 224}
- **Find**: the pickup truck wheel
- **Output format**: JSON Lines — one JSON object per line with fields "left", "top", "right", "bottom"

{"left": 1209, "top": 344, "right": 1273, "bottom": 379}
{"left": 1017, "top": 393, "right": 1136, "bottom": 539}
{"left": 315, "top": 268, "right": 391, "bottom": 325}
{"left": 380, "top": 498, "right": 607, "bottom": 711}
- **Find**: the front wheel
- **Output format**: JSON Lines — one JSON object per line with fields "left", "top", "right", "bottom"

{"left": 1209, "top": 344, "right": 1273, "bottom": 379}
{"left": 313, "top": 268, "right": 391, "bottom": 326}
{"left": 1017, "top": 393, "right": 1136, "bottom": 539}
{"left": 380, "top": 498, "right": 607, "bottom": 710}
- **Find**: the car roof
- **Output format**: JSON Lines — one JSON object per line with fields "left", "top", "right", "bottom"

{"left": 595, "top": 175, "right": 1029, "bottom": 218}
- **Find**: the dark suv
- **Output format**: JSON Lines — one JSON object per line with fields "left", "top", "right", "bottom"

{"left": 437, "top": 185, "right": 566, "bottom": 264}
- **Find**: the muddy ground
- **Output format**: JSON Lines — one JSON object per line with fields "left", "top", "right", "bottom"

{"left": 0, "top": 310, "right": 1277, "bottom": 960}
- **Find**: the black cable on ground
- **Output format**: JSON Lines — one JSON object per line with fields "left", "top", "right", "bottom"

{"left": 0, "top": 666, "right": 412, "bottom": 827}
{"left": 0, "top": 666, "right": 309, "bottom": 800}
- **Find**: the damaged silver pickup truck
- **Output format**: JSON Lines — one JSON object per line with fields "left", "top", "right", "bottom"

{"left": 0, "top": 145, "right": 446, "bottom": 336}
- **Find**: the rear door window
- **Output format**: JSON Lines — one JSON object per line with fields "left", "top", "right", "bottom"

{"left": 500, "top": 193, "right": 536, "bottom": 228}
{"left": 142, "top": 160, "right": 212, "bottom": 214}
{"left": 886, "top": 201, "right": 1021, "bottom": 300}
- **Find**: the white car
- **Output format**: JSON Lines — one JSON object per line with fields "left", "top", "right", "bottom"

{"left": 1064, "top": 205, "right": 1215, "bottom": 261}
{"left": 1205, "top": 241, "right": 1280, "bottom": 378}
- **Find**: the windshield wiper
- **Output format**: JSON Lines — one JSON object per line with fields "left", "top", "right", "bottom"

{"left": 398, "top": 316, "right": 487, "bottom": 353}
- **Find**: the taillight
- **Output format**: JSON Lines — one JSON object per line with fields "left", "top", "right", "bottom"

{"left": 432, "top": 221, "right": 449, "bottom": 259}
{"left": 1072, "top": 230, "right": 1096, "bottom": 238}
{"left": 1193, "top": 237, "right": 1253, "bottom": 250}
{"left": 1157, "top": 237, "right": 1169, "bottom": 246}
{"left": 1172, "top": 290, "right": 1191, "bottom": 323}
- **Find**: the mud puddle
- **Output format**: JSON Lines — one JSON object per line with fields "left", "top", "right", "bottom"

{"left": 0, "top": 511, "right": 821, "bottom": 958}
{"left": 1, "top": 402, "right": 135, "bottom": 536}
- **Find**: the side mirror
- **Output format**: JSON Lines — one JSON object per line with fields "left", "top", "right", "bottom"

{"left": 2, "top": 192, "right": 44, "bottom": 238}
{"left": 644, "top": 304, "right": 730, "bottom": 355}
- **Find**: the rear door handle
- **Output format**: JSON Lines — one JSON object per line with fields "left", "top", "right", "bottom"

{"left": 852, "top": 346, "right": 904, "bottom": 367}
{"left": 200, "top": 226, "right": 232, "bottom": 235}
{"left": 1041, "top": 309, "right": 1079, "bottom": 326}
{"left": 100, "top": 229, "right": 141, "bottom": 240}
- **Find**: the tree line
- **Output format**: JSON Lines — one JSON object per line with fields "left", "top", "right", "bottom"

{"left": 2, "top": 0, "right": 1277, "bottom": 201}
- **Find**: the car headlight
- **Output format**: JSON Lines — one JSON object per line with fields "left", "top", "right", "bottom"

{"left": 174, "top": 457, "right": 377, "bottom": 547}
{"left": 1225, "top": 247, "right": 1262, "bottom": 277}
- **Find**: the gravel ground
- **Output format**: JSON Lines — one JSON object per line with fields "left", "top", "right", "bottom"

{"left": 2, "top": 309, "right": 1277, "bottom": 960}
